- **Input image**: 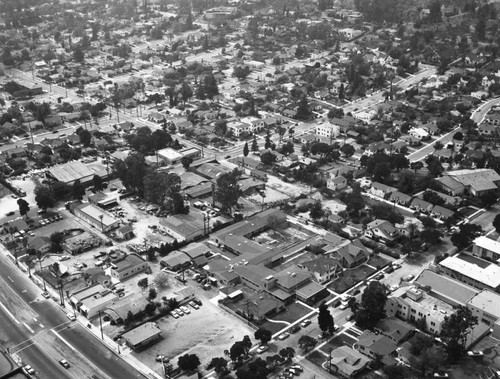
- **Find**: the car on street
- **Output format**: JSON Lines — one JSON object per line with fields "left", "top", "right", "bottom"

{"left": 5, "top": 211, "right": 15, "bottom": 216}
{"left": 189, "top": 301, "right": 199, "bottom": 309}
{"left": 339, "top": 303, "right": 349, "bottom": 310}
{"left": 392, "top": 262, "right": 401, "bottom": 269}
{"left": 374, "top": 273, "right": 385, "bottom": 280}
{"left": 66, "top": 313, "right": 76, "bottom": 321}
{"left": 156, "top": 354, "right": 167, "bottom": 362}
{"left": 41, "top": 291, "right": 50, "bottom": 299}
{"left": 433, "top": 371, "right": 449, "bottom": 378}
{"left": 467, "top": 350, "right": 484, "bottom": 357}
{"left": 256, "top": 345, "right": 269, "bottom": 354}
{"left": 346, "top": 313, "right": 355, "bottom": 321}
{"left": 59, "top": 359, "right": 70, "bottom": 368}
{"left": 402, "top": 274, "right": 415, "bottom": 282}
{"left": 278, "top": 332, "right": 290, "bottom": 340}
{"left": 24, "top": 365, "right": 35, "bottom": 374}
{"left": 300, "top": 319, "right": 311, "bottom": 328}
{"left": 193, "top": 298, "right": 202, "bottom": 306}
{"left": 290, "top": 325, "right": 301, "bottom": 334}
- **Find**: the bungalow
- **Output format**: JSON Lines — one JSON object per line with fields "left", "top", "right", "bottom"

{"left": 431, "top": 205, "right": 454, "bottom": 220}
{"left": 410, "top": 198, "right": 433, "bottom": 213}
{"left": 408, "top": 127, "right": 430, "bottom": 140}
{"left": 323, "top": 346, "right": 371, "bottom": 378}
{"left": 354, "top": 331, "right": 397, "bottom": 361}
{"left": 365, "top": 219, "right": 399, "bottom": 242}
{"left": 389, "top": 191, "right": 412, "bottom": 206}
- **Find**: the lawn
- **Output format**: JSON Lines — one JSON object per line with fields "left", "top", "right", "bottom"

{"left": 367, "top": 255, "right": 391, "bottom": 269}
{"left": 319, "top": 334, "right": 358, "bottom": 355}
{"left": 306, "top": 350, "right": 327, "bottom": 368}
{"left": 328, "top": 264, "right": 376, "bottom": 293}
{"left": 260, "top": 302, "right": 312, "bottom": 335}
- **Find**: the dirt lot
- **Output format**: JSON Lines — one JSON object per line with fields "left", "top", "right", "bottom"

{"left": 133, "top": 294, "right": 254, "bottom": 376}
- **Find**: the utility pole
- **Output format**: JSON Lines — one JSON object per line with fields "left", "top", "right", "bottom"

{"left": 98, "top": 310, "right": 104, "bottom": 340}
{"left": 58, "top": 279, "right": 65, "bottom": 307}
{"left": 39, "top": 259, "right": 46, "bottom": 291}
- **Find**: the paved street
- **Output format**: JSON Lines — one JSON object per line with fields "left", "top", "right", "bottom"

{"left": 0, "top": 248, "right": 147, "bottom": 379}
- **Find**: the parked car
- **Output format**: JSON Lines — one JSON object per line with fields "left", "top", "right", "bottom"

{"left": 24, "top": 365, "right": 35, "bottom": 374}
{"left": 290, "top": 325, "right": 301, "bottom": 334}
{"left": 402, "top": 274, "right": 415, "bottom": 282}
{"left": 346, "top": 313, "right": 355, "bottom": 321}
{"left": 278, "top": 332, "right": 290, "bottom": 340}
{"left": 66, "top": 313, "right": 76, "bottom": 321}
{"left": 300, "top": 319, "right": 311, "bottom": 328}
{"left": 41, "top": 291, "right": 50, "bottom": 299}
{"left": 5, "top": 211, "right": 15, "bottom": 216}
{"left": 467, "top": 350, "right": 484, "bottom": 357}
{"left": 180, "top": 306, "right": 190, "bottom": 314}
{"left": 256, "top": 345, "right": 269, "bottom": 354}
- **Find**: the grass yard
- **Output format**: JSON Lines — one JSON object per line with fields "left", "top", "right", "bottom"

{"left": 367, "top": 254, "right": 390, "bottom": 269}
{"left": 319, "top": 334, "right": 358, "bottom": 355}
{"left": 306, "top": 350, "right": 327, "bottom": 368}
{"left": 270, "top": 302, "right": 311, "bottom": 324}
{"left": 328, "top": 264, "right": 376, "bottom": 293}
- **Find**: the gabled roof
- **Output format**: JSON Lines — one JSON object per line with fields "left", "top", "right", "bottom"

{"left": 357, "top": 331, "right": 397, "bottom": 356}
{"left": 300, "top": 256, "right": 341, "bottom": 275}
{"left": 336, "top": 240, "right": 368, "bottom": 265}
{"left": 274, "top": 264, "right": 311, "bottom": 289}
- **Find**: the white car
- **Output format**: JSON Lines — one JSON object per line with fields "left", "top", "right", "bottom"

{"left": 66, "top": 313, "right": 76, "bottom": 321}
{"left": 339, "top": 303, "right": 349, "bottom": 310}
{"left": 278, "top": 332, "right": 290, "bottom": 340}
{"left": 180, "top": 306, "right": 190, "bottom": 314}
{"left": 24, "top": 365, "right": 35, "bottom": 374}
{"left": 300, "top": 319, "right": 311, "bottom": 328}
{"left": 256, "top": 345, "right": 269, "bottom": 354}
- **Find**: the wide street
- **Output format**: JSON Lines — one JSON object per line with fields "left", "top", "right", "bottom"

{"left": 0, "top": 247, "right": 147, "bottom": 379}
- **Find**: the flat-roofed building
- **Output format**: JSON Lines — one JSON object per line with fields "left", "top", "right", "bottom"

{"left": 74, "top": 203, "right": 120, "bottom": 233}
{"left": 438, "top": 253, "right": 500, "bottom": 292}
{"left": 473, "top": 236, "right": 500, "bottom": 262}
{"left": 80, "top": 291, "right": 118, "bottom": 319}
{"left": 466, "top": 290, "right": 500, "bottom": 326}
{"left": 48, "top": 161, "right": 100, "bottom": 185}
{"left": 110, "top": 254, "right": 149, "bottom": 281}
{"left": 122, "top": 322, "right": 162, "bottom": 351}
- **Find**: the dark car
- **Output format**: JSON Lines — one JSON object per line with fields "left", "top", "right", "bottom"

{"left": 290, "top": 325, "right": 301, "bottom": 334}
{"left": 5, "top": 211, "right": 15, "bottom": 216}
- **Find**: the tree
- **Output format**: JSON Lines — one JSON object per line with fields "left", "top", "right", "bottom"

{"left": 214, "top": 120, "right": 227, "bottom": 137}
{"left": 340, "top": 144, "right": 355, "bottom": 158}
{"left": 49, "top": 232, "right": 64, "bottom": 253}
{"left": 138, "top": 278, "right": 149, "bottom": 290}
{"left": 230, "top": 341, "right": 246, "bottom": 362}
{"left": 296, "top": 95, "right": 312, "bottom": 120}
{"left": 441, "top": 306, "right": 478, "bottom": 361}
{"left": 207, "top": 357, "right": 228, "bottom": 374}
{"left": 280, "top": 141, "right": 294, "bottom": 156}
{"left": 309, "top": 201, "right": 324, "bottom": 220}
{"left": 279, "top": 347, "right": 295, "bottom": 361}
{"left": 34, "top": 184, "right": 56, "bottom": 211}
{"left": 318, "top": 302, "right": 334, "bottom": 333}
{"left": 17, "top": 199, "right": 30, "bottom": 218}
{"left": 264, "top": 129, "right": 273, "bottom": 150}
{"left": 215, "top": 169, "right": 242, "bottom": 215}
{"left": 254, "top": 328, "right": 272, "bottom": 345}
{"left": 298, "top": 335, "right": 317, "bottom": 351}
{"left": 181, "top": 156, "right": 193, "bottom": 170}
{"left": 71, "top": 179, "right": 86, "bottom": 201}
{"left": 78, "top": 129, "right": 92, "bottom": 147}
{"left": 426, "top": 155, "right": 444, "bottom": 177}
{"left": 72, "top": 47, "right": 84, "bottom": 63}
{"left": 153, "top": 272, "right": 170, "bottom": 290}
{"left": 180, "top": 82, "right": 193, "bottom": 104}
{"left": 420, "top": 228, "right": 443, "bottom": 245}
{"left": 450, "top": 223, "right": 483, "bottom": 250}
{"left": 251, "top": 135, "right": 259, "bottom": 152}
{"left": 93, "top": 175, "right": 104, "bottom": 192}
{"left": 355, "top": 281, "right": 388, "bottom": 330}
{"left": 409, "top": 333, "right": 435, "bottom": 356}
{"left": 114, "top": 153, "right": 147, "bottom": 193}
{"left": 391, "top": 153, "right": 409, "bottom": 171}
{"left": 147, "top": 288, "right": 157, "bottom": 301}
{"left": 178, "top": 354, "right": 200, "bottom": 371}
{"left": 411, "top": 161, "right": 424, "bottom": 173}
{"left": 204, "top": 74, "right": 219, "bottom": 99}
{"left": 243, "top": 142, "right": 249, "bottom": 157}
{"left": 144, "top": 302, "right": 156, "bottom": 317}
{"left": 493, "top": 214, "right": 500, "bottom": 233}
{"left": 260, "top": 151, "right": 277, "bottom": 165}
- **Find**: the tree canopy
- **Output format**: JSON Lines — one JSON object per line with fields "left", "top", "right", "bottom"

{"left": 215, "top": 169, "right": 242, "bottom": 215}
{"left": 354, "top": 281, "right": 388, "bottom": 330}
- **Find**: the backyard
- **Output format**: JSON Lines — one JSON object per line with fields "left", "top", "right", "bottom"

{"left": 260, "top": 302, "right": 313, "bottom": 335}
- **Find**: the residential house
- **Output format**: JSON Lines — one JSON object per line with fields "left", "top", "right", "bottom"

{"left": 327, "top": 175, "right": 347, "bottom": 192}
{"left": 389, "top": 191, "right": 412, "bottom": 206}
{"left": 27, "top": 236, "right": 51, "bottom": 254}
{"left": 323, "top": 346, "right": 371, "bottom": 378}
{"left": 369, "top": 182, "right": 397, "bottom": 199}
{"left": 375, "top": 318, "right": 414, "bottom": 345}
{"left": 408, "top": 127, "right": 430, "bottom": 140}
{"left": 316, "top": 123, "right": 339, "bottom": 139}
{"left": 430, "top": 205, "right": 454, "bottom": 220}
{"left": 354, "top": 331, "right": 397, "bottom": 361}
{"left": 299, "top": 256, "right": 342, "bottom": 284}
{"left": 334, "top": 239, "right": 369, "bottom": 268}
{"left": 365, "top": 219, "right": 399, "bottom": 242}
{"left": 110, "top": 254, "right": 149, "bottom": 281}
{"left": 410, "top": 198, "right": 433, "bottom": 213}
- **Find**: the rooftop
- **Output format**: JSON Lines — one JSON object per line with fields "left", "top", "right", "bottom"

{"left": 467, "top": 289, "right": 500, "bottom": 318}
{"left": 474, "top": 236, "right": 500, "bottom": 255}
{"left": 121, "top": 322, "right": 161, "bottom": 346}
{"left": 440, "top": 254, "right": 500, "bottom": 289}
{"left": 48, "top": 161, "right": 96, "bottom": 183}
{"left": 112, "top": 254, "right": 146, "bottom": 273}
{"left": 415, "top": 269, "right": 478, "bottom": 306}
{"left": 77, "top": 204, "right": 118, "bottom": 227}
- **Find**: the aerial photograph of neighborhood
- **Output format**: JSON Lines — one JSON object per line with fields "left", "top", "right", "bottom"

{"left": 3, "top": 0, "right": 500, "bottom": 378}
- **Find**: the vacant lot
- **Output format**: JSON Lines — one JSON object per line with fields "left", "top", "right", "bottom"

{"left": 328, "top": 265, "right": 376, "bottom": 294}
{"left": 133, "top": 296, "right": 254, "bottom": 377}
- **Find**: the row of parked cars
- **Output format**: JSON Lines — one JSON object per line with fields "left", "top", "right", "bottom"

{"left": 170, "top": 300, "right": 202, "bottom": 319}
{"left": 278, "top": 364, "right": 304, "bottom": 379}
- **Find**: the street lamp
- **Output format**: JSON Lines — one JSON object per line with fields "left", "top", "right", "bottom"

{"left": 99, "top": 214, "right": 104, "bottom": 233}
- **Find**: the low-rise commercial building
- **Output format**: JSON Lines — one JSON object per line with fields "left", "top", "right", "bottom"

{"left": 110, "top": 254, "right": 149, "bottom": 281}
{"left": 74, "top": 203, "right": 120, "bottom": 233}
{"left": 122, "top": 322, "right": 162, "bottom": 351}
